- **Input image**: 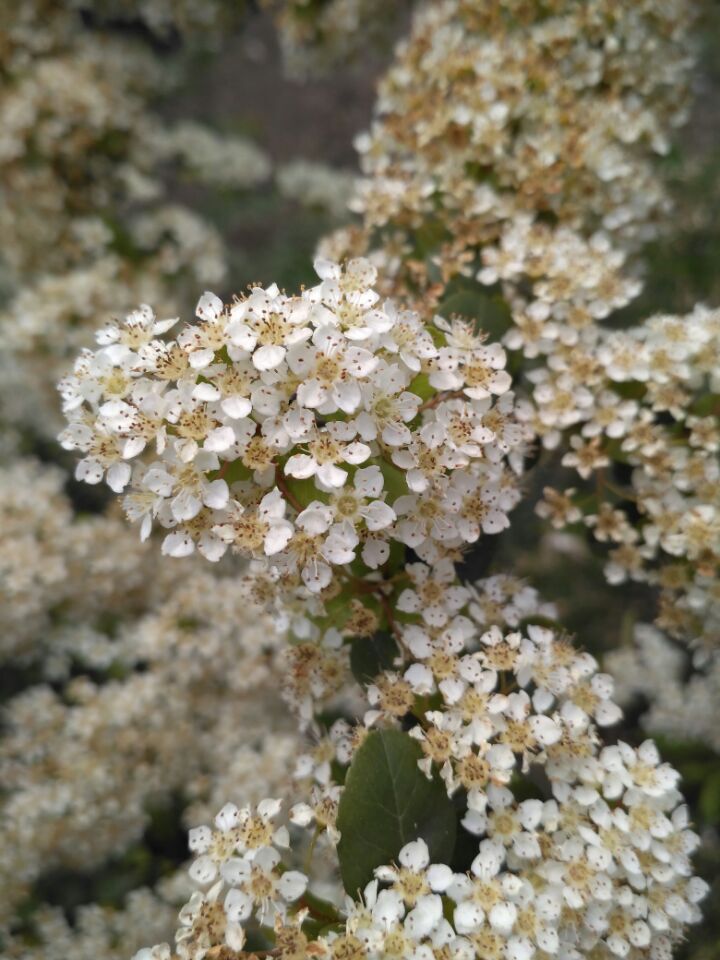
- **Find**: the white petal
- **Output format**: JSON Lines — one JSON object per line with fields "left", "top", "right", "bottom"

{"left": 189, "top": 856, "right": 217, "bottom": 885}
{"left": 362, "top": 538, "right": 389, "bottom": 569}
{"left": 227, "top": 321, "right": 256, "bottom": 351}
{"left": 162, "top": 531, "right": 195, "bottom": 557}
{"left": 334, "top": 379, "right": 362, "bottom": 413}
{"left": 224, "top": 888, "right": 253, "bottom": 923}
{"left": 314, "top": 257, "right": 341, "bottom": 280}
{"left": 107, "top": 461, "right": 131, "bottom": 493}
{"left": 507, "top": 936, "right": 534, "bottom": 960}
{"left": 253, "top": 344, "right": 286, "bottom": 371}
{"left": 399, "top": 839, "right": 430, "bottom": 872}
{"left": 225, "top": 922, "right": 246, "bottom": 952}
{"left": 454, "top": 901, "right": 485, "bottom": 934}
{"left": 297, "top": 504, "right": 333, "bottom": 534}
{"left": 264, "top": 520, "right": 293, "bottom": 556}
{"left": 215, "top": 803, "right": 240, "bottom": 831}
{"left": 204, "top": 479, "right": 230, "bottom": 509}
{"left": 221, "top": 396, "right": 252, "bottom": 419}
{"left": 278, "top": 871, "right": 308, "bottom": 902}
{"left": 363, "top": 500, "right": 395, "bottom": 531}
{"left": 196, "top": 291, "right": 224, "bottom": 321}
{"left": 193, "top": 382, "right": 221, "bottom": 402}
{"left": 188, "top": 825, "right": 212, "bottom": 852}
{"left": 529, "top": 715, "right": 561, "bottom": 746}
{"left": 285, "top": 454, "right": 317, "bottom": 480}
{"left": 222, "top": 859, "right": 250, "bottom": 888}
{"left": 317, "top": 462, "right": 348, "bottom": 488}
{"left": 405, "top": 894, "right": 442, "bottom": 940}
{"left": 343, "top": 441, "right": 371, "bottom": 464}
{"left": 355, "top": 465, "right": 384, "bottom": 498}
{"left": 426, "top": 863, "right": 454, "bottom": 892}
{"left": 205, "top": 427, "right": 237, "bottom": 452}
{"left": 489, "top": 901, "right": 517, "bottom": 934}
{"left": 189, "top": 348, "right": 215, "bottom": 369}
{"left": 76, "top": 458, "right": 104, "bottom": 484}
{"left": 289, "top": 803, "right": 314, "bottom": 826}
{"left": 122, "top": 437, "right": 147, "bottom": 459}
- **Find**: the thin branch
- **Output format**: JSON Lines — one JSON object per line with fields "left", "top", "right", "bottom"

{"left": 274, "top": 463, "right": 304, "bottom": 513}
{"left": 417, "top": 389, "right": 463, "bottom": 413}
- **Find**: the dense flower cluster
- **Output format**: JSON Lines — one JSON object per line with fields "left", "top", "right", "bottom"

{"left": 316, "top": 0, "right": 717, "bottom": 657}
{"left": 137, "top": 576, "right": 707, "bottom": 960}
{"left": 335, "top": 0, "right": 694, "bottom": 305}
{"left": 0, "top": 458, "right": 162, "bottom": 666}
{"left": 57, "top": 237, "right": 710, "bottom": 960}
{"left": 535, "top": 305, "right": 720, "bottom": 648}
{"left": 0, "top": 561, "right": 295, "bottom": 915}
{"left": 60, "top": 258, "right": 527, "bottom": 588}
{"left": 4, "top": 1, "right": 716, "bottom": 958}
{"left": 3, "top": 889, "right": 177, "bottom": 960}
{"left": 608, "top": 624, "right": 720, "bottom": 755}
{"left": 0, "top": 0, "right": 272, "bottom": 437}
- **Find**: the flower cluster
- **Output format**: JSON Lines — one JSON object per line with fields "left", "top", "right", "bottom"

{"left": 0, "top": 0, "right": 273, "bottom": 437}
{"left": 169, "top": 798, "right": 310, "bottom": 958}
{"left": 2, "top": 888, "right": 177, "bottom": 960}
{"left": 60, "top": 258, "right": 526, "bottom": 590}
{"left": 608, "top": 623, "right": 720, "bottom": 755}
{"left": 56, "top": 263, "right": 708, "bottom": 960}
{"left": 336, "top": 0, "right": 694, "bottom": 306}
{"left": 0, "top": 458, "right": 164, "bottom": 666}
{"left": 534, "top": 304, "right": 720, "bottom": 648}
{"left": 0, "top": 564, "right": 295, "bottom": 915}
{"left": 5, "top": 0, "right": 715, "bottom": 957}
{"left": 139, "top": 573, "right": 707, "bottom": 960}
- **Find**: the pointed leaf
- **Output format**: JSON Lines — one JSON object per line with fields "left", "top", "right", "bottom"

{"left": 336, "top": 729, "right": 456, "bottom": 896}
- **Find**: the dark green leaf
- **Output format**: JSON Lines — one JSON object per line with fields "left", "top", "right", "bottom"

{"left": 350, "top": 631, "right": 400, "bottom": 686}
{"left": 438, "top": 281, "right": 512, "bottom": 340}
{"left": 699, "top": 769, "right": 720, "bottom": 824}
{"left": 336, "top": 729, "right": 456, "bottom": 896}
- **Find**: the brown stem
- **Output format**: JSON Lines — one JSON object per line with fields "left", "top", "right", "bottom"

{"left": 377, "top": 590, "right": 406, "bottom": 649}
{"left": 596, "top": 468, "right": 637, "bottom": 503}
{"left": 296, "top": 895, "right": 340, "bottom": 925}
{"left": 274, "top": 464, "right": 304, "bottom": 513}
{"left": 337, "top": 569, "right": 383, "bottom": 595}
{"left": 417, "top": 389, "right": 463, "bottom": 413}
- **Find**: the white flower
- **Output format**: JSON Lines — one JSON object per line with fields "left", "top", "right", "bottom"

{"left": 223, "top": 846, "right": 307, "bottom": 922}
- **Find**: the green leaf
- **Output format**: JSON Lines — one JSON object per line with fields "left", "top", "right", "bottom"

{"left": 437, "top": 281, "right": 512, "bottom": 340}
{"left": 350, "top": 631, "right": 400, "bottom": 686}
{"left": 379, "top": 460, "right": 409, "bottom": 505}
{"left": 336, "top": 729, "right": 457, "bottom": 896}
{"left": 699, "top": 769, "right": 720, "bottom": 824}
{"left": 407, "top": 372, "right": 434, "bottom": 401}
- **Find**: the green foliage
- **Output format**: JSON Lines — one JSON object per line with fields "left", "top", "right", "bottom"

{"left": 349, "top": 630, "right": 399, "bottom": 685}
{"left": 336, "top": 729, "right": 456, "bottom": 895}
{"left": 438, "top": 277, "right": 512, "bottom": 341}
